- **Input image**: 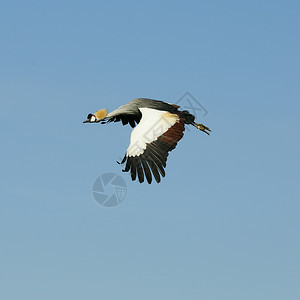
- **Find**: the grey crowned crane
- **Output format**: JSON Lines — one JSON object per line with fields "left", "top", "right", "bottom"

{"left": 83, "top": 98, "right": 210, "bottom": 184}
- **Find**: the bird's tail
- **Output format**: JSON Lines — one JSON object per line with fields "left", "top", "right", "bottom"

{"left": 179, "top": 110, "right": 195, "bottom": 124}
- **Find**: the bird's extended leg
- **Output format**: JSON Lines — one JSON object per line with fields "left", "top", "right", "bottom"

{"left": 192, "top": 122, "right": 211, "bottom": 135}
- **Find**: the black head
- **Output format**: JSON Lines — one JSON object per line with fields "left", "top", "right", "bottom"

{"left": 83, "top": 113, "right": 97, "bottom": 123}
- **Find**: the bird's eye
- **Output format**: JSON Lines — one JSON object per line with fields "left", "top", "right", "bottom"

{"left": 87, "top": 113, "right": 93, "bottom": 119}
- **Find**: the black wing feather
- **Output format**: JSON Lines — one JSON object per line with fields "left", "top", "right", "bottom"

{"left": 140, "top": 157, "right": 152, "bottom": 184}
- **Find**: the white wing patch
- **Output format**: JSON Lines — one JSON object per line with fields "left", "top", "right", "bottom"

{"left": 126, "top": 108, "right": 179, "bottom": 157}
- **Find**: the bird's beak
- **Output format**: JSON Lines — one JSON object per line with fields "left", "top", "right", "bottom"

{"left": 83, "top": 119, "right": 89, "bottom": 123}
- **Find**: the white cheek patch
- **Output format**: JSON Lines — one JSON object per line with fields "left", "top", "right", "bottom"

{"left": 90, "top": 115, "right": 96, "bottom": 122}
{"left": 126, "top": 108, "right": 179, "bottom": 157}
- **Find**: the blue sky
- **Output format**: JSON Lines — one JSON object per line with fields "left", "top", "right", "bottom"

{"left": 1, "top": 1, "right": 299, "bottom": 299}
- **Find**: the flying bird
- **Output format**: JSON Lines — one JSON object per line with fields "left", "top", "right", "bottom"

{"left": 83, "top": 98, "right": 210, "bottom": 184}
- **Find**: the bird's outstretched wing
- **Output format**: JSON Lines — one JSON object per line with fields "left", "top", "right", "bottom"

{"left": 119, "top": 107, "right": 185, "bottom": 183}
{"left": 103, "top": 98, "right": 180, "bottom": 128}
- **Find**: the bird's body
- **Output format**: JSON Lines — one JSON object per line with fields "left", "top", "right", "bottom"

{"left": 83, "top": 98, "right": 210, "bottom": 184}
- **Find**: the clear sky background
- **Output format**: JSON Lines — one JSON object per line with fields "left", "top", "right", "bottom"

{"left": 1, "top": 1, "right": 299, "bottom": 299}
